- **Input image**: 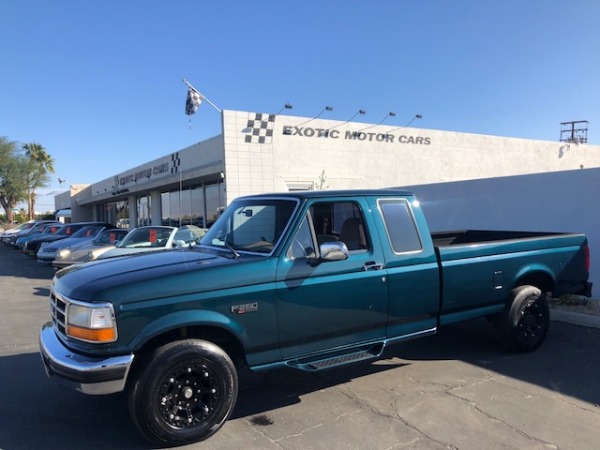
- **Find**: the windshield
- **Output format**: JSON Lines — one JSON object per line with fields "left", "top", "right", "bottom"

{"left": 200, "top": 198, "right": 298, "bottom": 254}
{"left": 45, "top": 225, "right": 63, "bottom": 234}
{"left": 16, "top": 222, "right": 36, "bottom": 231}
{"left": 55, "top": 225, "right": 77, "bottom": 236}
{"left": 117, "top": 227, "right": 175, "bottom": 248}
{"left": 93, "top": 229, "right": 128, "bottom": 245}
{"left": 71, "top": 225, "right": 106, "bottom": 238}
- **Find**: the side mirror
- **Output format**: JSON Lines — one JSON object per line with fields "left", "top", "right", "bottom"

{"left": 320, "top": 241, "right": 349, "bottom": 262}
{"left": 173, "top": 240, "right": 186, "bottom": 248}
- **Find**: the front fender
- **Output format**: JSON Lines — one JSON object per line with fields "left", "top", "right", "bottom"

{"left": 128, "top": 310, "right": 247, "bottom": 352}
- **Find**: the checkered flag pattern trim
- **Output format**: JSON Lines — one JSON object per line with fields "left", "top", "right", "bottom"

{"left": 245, "top": 113, "right": 276, "bottom": 144}
{"left": 171, "top": 152, "right": 181, "bottom": 174}
{"left": 185, "top": 88, "right": 202, "bottom": 116}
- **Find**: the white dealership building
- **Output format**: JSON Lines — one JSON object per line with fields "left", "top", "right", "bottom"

{"left": 55, "top": 110, "right": 600, "bottom": 286}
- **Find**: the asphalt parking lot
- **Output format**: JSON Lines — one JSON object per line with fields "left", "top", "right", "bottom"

{"left": 1, "top": 243, "right": 600, "bottom": 450}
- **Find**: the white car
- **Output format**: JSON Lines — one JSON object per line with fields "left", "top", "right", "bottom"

{"left": 1, "top": 221, "right": 37, "bottom": 244}
{"left": 97, "top": 225, "right": 206, "bottom": 259}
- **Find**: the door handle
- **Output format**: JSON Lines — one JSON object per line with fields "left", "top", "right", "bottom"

{"left": 363, "top": 261, "right": 384, "bottom": 271}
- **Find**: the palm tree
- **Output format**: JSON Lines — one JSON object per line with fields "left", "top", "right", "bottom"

{"left": 23, "top": 142, "right": 54, "bottom": 173}
{"left": 23, "top": 143, "right": 55, "bottom": 219}
{"left": 0, "top": 137, "right": 28, "bottom": 223}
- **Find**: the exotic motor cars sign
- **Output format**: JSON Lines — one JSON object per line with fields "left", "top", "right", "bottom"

{"left": 282, "top": 125, "right": 431, "bottom": 145}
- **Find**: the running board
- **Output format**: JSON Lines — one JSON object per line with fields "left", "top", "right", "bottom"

{"left": 286, "top": 343, "right": 385, "bottom": 371}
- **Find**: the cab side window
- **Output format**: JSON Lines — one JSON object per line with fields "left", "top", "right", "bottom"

{"left": 311, "top": 201, "right": 368, "bottom": 251}
{"left": 378, "top": 199, "right": 422, "bottom": 253}
{"left": 288, "top": 215, "right": 317, "bottom": 260}
{"left": 288, "top": 201, "right": 369, "bottom": 260}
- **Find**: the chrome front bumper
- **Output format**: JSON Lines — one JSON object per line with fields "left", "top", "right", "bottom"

{"left": 39, "top": 322, "right": 134, "bottom": 395}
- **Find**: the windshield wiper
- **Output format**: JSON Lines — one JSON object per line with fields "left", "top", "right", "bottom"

{"left": 223, "top": 239, "right": 240, "bottom": 259}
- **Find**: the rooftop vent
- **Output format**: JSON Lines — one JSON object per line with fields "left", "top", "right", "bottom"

{"left": 560, "top": 120, "right": 588, "bottom": 144}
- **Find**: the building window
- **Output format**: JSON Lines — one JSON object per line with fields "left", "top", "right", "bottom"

{"left": 180, "top": 188, "right": 192, "bottom": 226}
{"left": 191, "top": 186, "right": 205, "bottom": 227}
{"left": 169, "top": 191, "right": 180, "bottom": 226}
{"left": 160, "top": 182, "right": 222, "bottom": 229}
{"left": 161, "top": 192, "right": 171, "bottom": 226}
{"left": 104, "top": 200, "right": 128, "bottom": 227}
{"left": 205, "top": 182, "right": 223, "bottom": 227}
{"left": 137, "top": 195, "right": 151, "bottom": 227}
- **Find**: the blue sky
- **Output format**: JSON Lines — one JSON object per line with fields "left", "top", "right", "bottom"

{"left": 2, "top": 1, "right": 599, "bottom": 211}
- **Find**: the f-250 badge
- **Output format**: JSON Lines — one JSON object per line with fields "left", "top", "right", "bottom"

{"left": 231, "top": 302, "right": 259, "bottom": 314}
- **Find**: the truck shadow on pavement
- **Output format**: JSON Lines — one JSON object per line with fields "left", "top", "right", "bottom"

{"left": 388, "top": 318, "right": 600, "bottom": 406}
{"left": 0, "top": 351, "right": 408, "bottom": 450}
{"left": 33, "top": 286, "right": 51, "bottom": 297}
{"left": 1, "top": 319, "right": 599, "bottom": 449}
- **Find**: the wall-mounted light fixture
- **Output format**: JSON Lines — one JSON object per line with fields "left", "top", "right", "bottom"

{"left": 328, "top": 109, "right": 367, "bottom": 130}
{"left": 385, "top": 113, "right": 423, "bottom": 134}
{"left": 275, "top": 103, "right": 293, "bottom": 115}
{"left": 293, "top": 105, "right": 334, "bottom": 128}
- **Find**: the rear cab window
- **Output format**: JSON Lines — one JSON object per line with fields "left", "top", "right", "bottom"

{"left": 377, "top": 198, "right": 422, "bottom": 254}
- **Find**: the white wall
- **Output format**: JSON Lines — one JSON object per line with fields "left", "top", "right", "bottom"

{"left": 401, "top": 169, "right": 600, "bottom": 294}
{"left": 223, "top": 110, "right": 600, "bottom": 199}
{"left": 83, "top": 136, "right": 225, "bottom": 205}
{"left": 222, "top": 111, "right": 276, "bottom": 203}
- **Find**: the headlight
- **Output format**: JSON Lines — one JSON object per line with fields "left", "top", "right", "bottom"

{"left": 57, "top": 249, "right": 70, "bottom": 259}
{"left": 67, "top": 303, "right": 117, "bottom": 343}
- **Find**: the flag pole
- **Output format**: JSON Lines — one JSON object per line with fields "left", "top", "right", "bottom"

{"left": 183, "top": 79, "right": 222, "bottom": 113}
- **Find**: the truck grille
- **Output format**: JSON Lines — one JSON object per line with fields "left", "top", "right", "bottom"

{"left": 50, "top": 289, "right": 68, "bottom": 336}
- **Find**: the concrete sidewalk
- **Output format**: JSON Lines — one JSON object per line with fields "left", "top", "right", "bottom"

{"left": 551, "top": 308, "right": 600, "bottom": 329}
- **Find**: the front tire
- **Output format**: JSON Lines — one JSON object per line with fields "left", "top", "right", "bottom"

{"left": 494, "top": 285, "right": 550, "bottom": 352}
{"left": 128, "top": 339, "right": 238, "bottom": 446}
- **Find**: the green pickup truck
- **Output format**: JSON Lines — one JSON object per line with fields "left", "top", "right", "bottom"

{"left": 39, "top": 189, "right": 592, "bottom": 446}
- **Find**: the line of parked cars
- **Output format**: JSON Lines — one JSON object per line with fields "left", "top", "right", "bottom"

{"left": 1, "top": 219, "right": 207, "bottom": 270}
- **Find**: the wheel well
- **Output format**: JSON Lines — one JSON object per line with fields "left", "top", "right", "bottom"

{"left": 514, "top": 272, "right": 555, "bottom": 294}
{"left": 134, "top": 326, "right": 247, "bottom": 369}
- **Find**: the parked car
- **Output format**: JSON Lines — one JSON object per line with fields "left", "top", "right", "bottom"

{"left": 39, "top": 189, "right": 592, "bottom": 445}
{"left": 15, "top": 223, "right": 62, "bottom": 249}
{"left": 52, "top": 228, "right": 129, "bottom": 269}
{"left": 97, "top": 225, "right": 205, "bottom": 259}
{"left": 1, "top": 220, "right": 42, "bottom": 244}
{"left": 23, "top": 222, "right": 114, "bottom": 258}
{"left": 37, "top": 223, "right": 117, "bottom": 263}
{"left": 4, "top": 220, "right": 60, "bottom": 247}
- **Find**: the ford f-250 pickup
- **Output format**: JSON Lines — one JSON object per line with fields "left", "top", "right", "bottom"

{"left": 39, "top": 189, "right": 592, "bottom": 446}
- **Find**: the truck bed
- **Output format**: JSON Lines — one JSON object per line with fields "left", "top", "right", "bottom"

{"left": 430, "top": 229, "right": 589, "bottom": 325}
{"left": 431, "top": 229, "right": 570, "bottom": 247}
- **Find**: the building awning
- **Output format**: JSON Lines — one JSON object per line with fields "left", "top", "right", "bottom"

{"left": 55, "top": 209, "right": 72, "bottom": 218}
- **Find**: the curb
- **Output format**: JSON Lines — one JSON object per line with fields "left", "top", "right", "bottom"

{"left": 550, "top": 309, "right": 600, "bottom": 329}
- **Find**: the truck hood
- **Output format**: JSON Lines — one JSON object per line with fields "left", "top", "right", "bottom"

{"left": 53, "top": 247, "right": 276, "bottom": 306}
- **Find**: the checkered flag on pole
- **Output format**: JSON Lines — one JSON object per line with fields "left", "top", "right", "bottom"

{"left": 182, "top": 79, "right": 221, "bottom": 129}
{"left": 185, "top": 88, "right": 203, "bottom": 116}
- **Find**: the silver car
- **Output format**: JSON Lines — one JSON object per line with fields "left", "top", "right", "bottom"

{"left": 53, "top": 228, "right": 129, "bottom": 269}
{"left": 37, "top": 224, "right": 116, "bottom": 263}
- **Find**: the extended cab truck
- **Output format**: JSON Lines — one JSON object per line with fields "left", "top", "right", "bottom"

{"left": 39, "top": 190, "right": 592, "bottom": 446}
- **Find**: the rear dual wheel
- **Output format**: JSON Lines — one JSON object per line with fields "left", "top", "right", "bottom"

{"left": 495, "top": 285, "right": 550, "bottom": 352}
{"left": 128, "top": 339, "right": 238, "bottom": 446}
